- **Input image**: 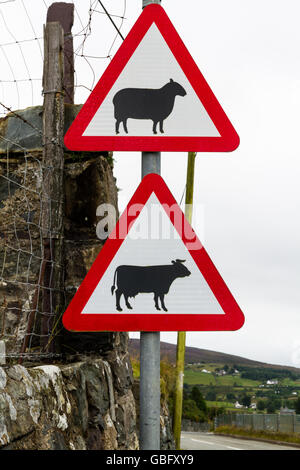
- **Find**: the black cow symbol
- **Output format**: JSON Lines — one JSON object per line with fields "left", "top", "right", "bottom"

{"left": 112, "top": 79, "right": 187, "bottom": 135}
{"left": 111, "top": 259, "right": 191, "bottom": 312}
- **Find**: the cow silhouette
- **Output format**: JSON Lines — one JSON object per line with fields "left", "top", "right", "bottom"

{"left": 111, "top": 259, "right": 191, "bottom": 312}
{"left": 112, "top": 79, "right": 187, "bottom": 135}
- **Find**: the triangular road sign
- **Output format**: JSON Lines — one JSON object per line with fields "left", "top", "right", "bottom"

{"left": 64, "top": 4, "right": 239, "bottom": 152}
{"left": 62, "top": 174, "right": 244, "bottom": 332}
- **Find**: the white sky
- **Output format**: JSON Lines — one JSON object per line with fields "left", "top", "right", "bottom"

{"left": 1, "top": 0, "right": 300, "bottom": 367}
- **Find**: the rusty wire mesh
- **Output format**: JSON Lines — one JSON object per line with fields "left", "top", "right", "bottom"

{"left": 0, "top": 0, "right": 127, "bottom": 363}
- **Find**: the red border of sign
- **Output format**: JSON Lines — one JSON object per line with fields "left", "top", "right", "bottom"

{"left": 64, "top": 4, "right": 239, "bottom": 152}
{"left": 62, "top": 174, "right": 245, "bottom": 332}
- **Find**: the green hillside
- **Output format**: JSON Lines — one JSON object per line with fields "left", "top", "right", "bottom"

{"left": 129, "top": 340, "right": 300, "bottom": 420}
{"left": 184, "top": 368, "right": 260, "bottom": 387}
{"left": 129, "top": 339, "right": 300, "bottom": 373}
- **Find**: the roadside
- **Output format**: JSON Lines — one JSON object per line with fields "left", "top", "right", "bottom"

{"left": 214, "top": 426, "right": 300, "bottom": 449}
{"left": 181, "top": 431, "right": 300, "bottom": 451}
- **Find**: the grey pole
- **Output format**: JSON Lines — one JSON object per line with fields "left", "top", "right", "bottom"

{"left": 141, "top": 152, "right": 161, "bottom": 178}
{"left": 140, "top": 328, "right": 161, "bottom": 449}
{"left": 140, "top": 0, "right": 161, "bottom": 452}
{"left": 142, "top": 0, "right": 161, "bottom": 7}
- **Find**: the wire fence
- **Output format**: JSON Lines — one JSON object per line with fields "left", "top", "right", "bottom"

{"left": 0, "top": 0, "right": 127, "bottom": 115}
{"left": 0, "top": 0, "right": 127, "bottom": 364}
{"left": 215, "top": 413, "right": 300, "bottom": 435}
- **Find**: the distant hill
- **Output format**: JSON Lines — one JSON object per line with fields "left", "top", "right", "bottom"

{"left": 129, "top": 339, "right": 300, "bottom": 373}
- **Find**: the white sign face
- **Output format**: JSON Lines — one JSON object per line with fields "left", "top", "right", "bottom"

{"left": 83, "top": 24, "right": 220, "bottom": 139}
{"left": 64, "top": 4, "right": 240, "bottom": 153}
{"left": 62, "top": 173, "right": 244, "bottom": 332}
{"left": 83, "top": 193, "right": 224, "bottom": 315}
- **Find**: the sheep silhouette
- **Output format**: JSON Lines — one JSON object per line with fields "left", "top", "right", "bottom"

{"left": 112, "top": 79, "right": 187, "bottom": 135}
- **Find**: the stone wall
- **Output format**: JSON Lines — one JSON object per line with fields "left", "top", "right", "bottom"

{"left": 0, "top": 105, "right": 138, "bottom": 450}
{"left": 0, "top": 105, "right": 175, "bottom": 450}
{"left": 0, "top": 357, "right": 138, "bottom": 450}
{"left": 132, "top": 380, "right": 175, "bottom": 450}
{"left": 0, "top": 105, "right": 117, "bottom": 357}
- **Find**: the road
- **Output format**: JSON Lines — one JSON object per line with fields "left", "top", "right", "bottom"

{"left": 181, "top": 432, "right": 300, "bottom": 451}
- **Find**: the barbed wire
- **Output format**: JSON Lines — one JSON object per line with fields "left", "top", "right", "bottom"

{"left": 0, "top": 0, "right": 128, "bottom": 363}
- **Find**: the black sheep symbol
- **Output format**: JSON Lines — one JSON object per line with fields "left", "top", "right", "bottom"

{"left": 112, "top": 79, "right": 187, "bottom": 135}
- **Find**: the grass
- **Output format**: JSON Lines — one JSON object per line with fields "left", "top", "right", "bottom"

{"left": 131, "top": 358, "right": 140, "bottom": 379}
{"left": 184, "top": 368, "right": 260, "bottom": 387}
{"left": 215, "top": 426, "right": 300, "bottom": 446}
{"left": 206, "top": 401, "right": 235, "bottom": 409}
{"left": 184, "top": 370, "right": 216, "bottom": 385}
{"left": 281, "top": 378, "right": 300, "bottom": 387}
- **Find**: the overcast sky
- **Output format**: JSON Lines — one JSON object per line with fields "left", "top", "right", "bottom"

{"left": 1, "top": 0, "right": 300, "bottom": 367}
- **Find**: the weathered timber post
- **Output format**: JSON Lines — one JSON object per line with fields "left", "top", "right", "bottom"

{"left": 47, "top": 2, "right": 74, "bottom": 104}
{"left": 173, "top": 152, "right": 196, "bottom": 449}
{"left": 41, "top": 21, "right": 65, "bottom": 352}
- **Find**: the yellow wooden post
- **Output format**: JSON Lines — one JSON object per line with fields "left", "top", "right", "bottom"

{"left": 173, "top": 151, "right": 196, "bottom": 450}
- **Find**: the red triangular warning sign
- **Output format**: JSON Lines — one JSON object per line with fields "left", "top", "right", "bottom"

{"left": 62, "top": 174, "right": 244, "bottom": 332}
{"left": 64, "top": 4, "right": 239, "bottom": 153}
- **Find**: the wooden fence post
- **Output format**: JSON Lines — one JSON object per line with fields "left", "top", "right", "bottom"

{"left": 41, "top": 21, "right": 65, "bottom": 352}
{"left": 46, "top": 2, "right": 74, "bottom": 104}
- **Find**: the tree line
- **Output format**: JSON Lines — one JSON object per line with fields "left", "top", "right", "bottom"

{"left": 238, "top": 366, "right": 299, "bottom": 381}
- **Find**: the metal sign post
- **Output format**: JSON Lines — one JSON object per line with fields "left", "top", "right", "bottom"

{"left": 140, "top": 0, "right": 162, "bottom": 451}
{"left": 62, "top": 0, "right": 244, "bottom": 451}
